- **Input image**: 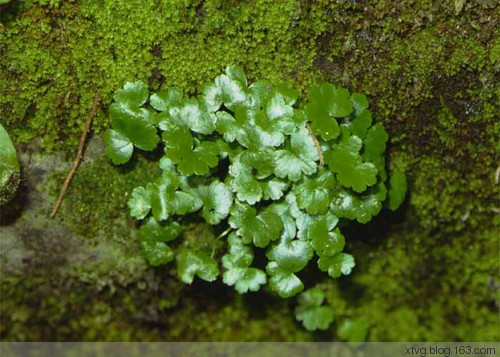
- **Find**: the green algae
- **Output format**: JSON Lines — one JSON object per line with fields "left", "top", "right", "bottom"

{"left": 1, "top": 0, "right": 498, "bottom": 342}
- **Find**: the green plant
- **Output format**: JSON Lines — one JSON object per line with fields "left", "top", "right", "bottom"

{"left": 294, "top": 287, "right": 334, "bottom": 331}
{"left": 337, "top": 318, "right": 368, "bottom": 344}
{"left": 104, "top": 65, "right": 405, "bottom": 299}
{"left": 0, "top": 123, "right": 20, "bottom": 205}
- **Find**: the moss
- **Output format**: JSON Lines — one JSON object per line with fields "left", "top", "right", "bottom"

{"left": 0, "top": 139, "right": 312, "bottom": 341}
{"left": 160, "top": 292, "right": 312, "bottom": 341}
{"left": 341, "top": 223, "right": 499, "bottom": 341}
{"left": 307, "top": 0, "right": 498, "bottom": 342}
{"left": 1, "top": 0, "right": 498, "bottom": 342}
{"left": 310, "top": 1, "right": 498, "bottom": 340}
{"left": 0, "top": 0, "right": 326, "bottom": 153}
{"left": 52, "top": 145, "right": 161, "bottom": 238}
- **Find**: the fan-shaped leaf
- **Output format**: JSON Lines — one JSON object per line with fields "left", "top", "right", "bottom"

{"left": 150, "top": 86, "right": 183, "bottom": 112}
{"left": 305, "top": 83, "right": 353, "bottom": 140}
{"left": 195, "top": 181, "right": 233, "bottom": 224}
{"left": 350, "top": 92, "right": 369, "bottom": 113}
{"left": 274, "top": 128, "right": 319, "bottom": 182}
{"left": 295, "top": 287, "right": 334, "bottom": 331}
{"left": 266, "top": 261, "right": 304, "bottom": 298}
{"left": 229, "top": 203, "right": 283, "bottom": 248}
{"left": 330, "top": 183, "right": 387, "bottom": 224}
{"left": 140, "top": 241, "right": 174, "bottom": 267}
{"left": 163, "top": 126, "right": 219, "bottom": 176}
{"left": 169, "top": 98, "right": 217, "bottom": 135}
{"left": 222, "top": 234, "right": 266, "bottom": 293}
{"left": 109, "top": 103, "right": 159, "bottom": 152}
{"left": 113, "top": 80, "right": 148, "bottom": 108}
{"left": 293, "top": 168, "right": 335, "bottom": 215}
{"left": 103, "top": 129, "right": 134, "bottom": 165}
{"left": 266, "top": 238, "right": 313, "bottom": 273}
{"left": 318, "top": 253, "right": 355, "bottom": 278}
{"left": 324, "top": 128, "right": 377, "bottom": 192}
{"left": 308, "top": 214, "right": 344, "bottom": 257}
{"left": 177, "top": 249, "right": 219, "bottom": 284}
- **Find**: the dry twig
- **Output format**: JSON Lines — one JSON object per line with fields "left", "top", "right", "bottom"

{"left": 305, "top": 122, "right": 324, "bottom": 165}
{"left": 50, "top": 92, "right": 100, "bottom": 218}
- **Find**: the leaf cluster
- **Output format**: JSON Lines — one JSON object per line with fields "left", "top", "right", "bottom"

{"left": 104, "top": 65, "right": 405, "bottom": 298}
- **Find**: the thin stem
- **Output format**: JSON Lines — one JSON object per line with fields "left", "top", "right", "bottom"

{"left": 306, "top": 122, "right": 324, "bottom": 165}
{"left": 211, "top": 227, "right": 233, "bottom": 258}
{"left": 216, "top": 226, "right": 233, "bottom": 240}
{"left": 50, "top": 92, "right": 100, "bottom": 218}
